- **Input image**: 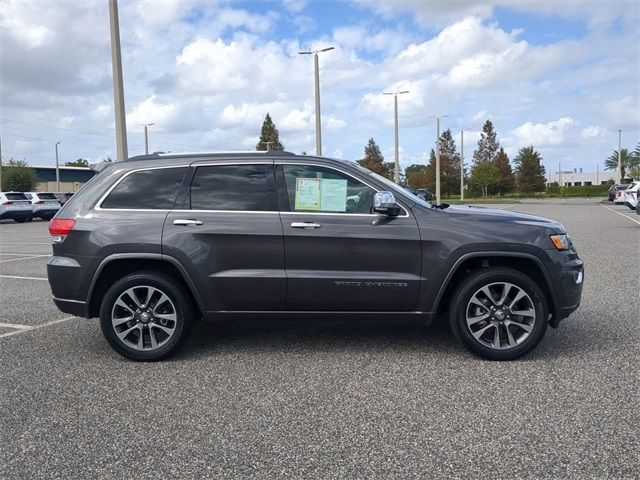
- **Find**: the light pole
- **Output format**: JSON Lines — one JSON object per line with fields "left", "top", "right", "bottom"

{"left": 144, "top": 123, "right": 154, "bottom": 155}
{"left": 298, "top": 46, "right": 334, "bottom": 156}
{"left": 54, "top": 142, "right": 61, "bottom": 192}
{"left": 428, "top": 115, "right": 448, "bottom": 204}
{"left": 459, "top": 129, "right": 465, "bottom": 201}
{"left": 383, "top": 90, "right": 409, "bottom": 184}
{"left": 109, "top": 0, "right": 128, "bottom": 161}
{"left": 261, "top": 141, "right": 275, "bottom": 151}
{"left": 617, "top": 129, "right": 622, "bottom": 183}
{"left": 0, "top": 133, "right": 3, "bottom": 190}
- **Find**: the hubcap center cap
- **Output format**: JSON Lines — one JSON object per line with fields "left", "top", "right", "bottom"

{"left": 139, "top": 312, "right": 151, "bottom": 323}
{"left": 495, "top": 310, "right": 506, "bottom": 321}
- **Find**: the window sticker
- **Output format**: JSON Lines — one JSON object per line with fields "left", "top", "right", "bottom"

{"left": 295, "top": 178, "right": 321, "bottom": 210}
{"left": 320, "top": 178, "right": 347, "bottom": 212}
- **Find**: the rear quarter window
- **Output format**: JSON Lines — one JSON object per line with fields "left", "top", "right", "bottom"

{"left": 38, "top": 193, "right": 59, "bottom": 200}
{"left": 4, "top": 193, "right": 29, "bottom": 201}
{"left": 100, "top": 167, "right": 187, "bottom": 210}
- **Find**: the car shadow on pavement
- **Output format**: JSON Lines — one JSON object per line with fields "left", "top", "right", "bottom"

{"left": 177, "top": 316, "right": 465, "bottom": 360}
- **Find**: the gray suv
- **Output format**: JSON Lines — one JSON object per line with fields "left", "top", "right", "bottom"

{"left": 47, "top": 151, "right": 584, "bottom": 361}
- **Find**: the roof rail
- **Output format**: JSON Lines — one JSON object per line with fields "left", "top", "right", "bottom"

{"left": 125, "top": 150, "right": 297, "bottom": 162}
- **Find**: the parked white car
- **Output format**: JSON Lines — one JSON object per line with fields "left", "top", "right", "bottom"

{"left": 0, "top": 192, "right": 33, "bottom": 222}
{"left": 23, "top": 192, "right": 60, "bottom": 220}
{"left": 620, "top": 181, "right": 638, "bottom": 210}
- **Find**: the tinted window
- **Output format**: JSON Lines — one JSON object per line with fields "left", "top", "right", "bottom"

{"left": 282, "top": 164, "right": 376, "bottom": 214}
{"left": 38, "top": 193, "right": 58, "bottom": 200}
{"left": 190, "top": 164, "right": 274, "bottom": 211}
{"left": 101, "top": 167, "right": 186, "bottom": 209}
{"left": 5, "top": 193, "right": 29, "bottom": 201}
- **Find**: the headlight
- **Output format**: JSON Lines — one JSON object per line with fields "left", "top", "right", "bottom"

{"left": 550, "top": 233, "right": 570, "bottom": 250}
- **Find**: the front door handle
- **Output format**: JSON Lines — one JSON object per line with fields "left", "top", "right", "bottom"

{"left": 173, "top": 219, "right": 203, "bottom": 226}
{"left": 290, "top": 222, "right": 321, "bottom": 229}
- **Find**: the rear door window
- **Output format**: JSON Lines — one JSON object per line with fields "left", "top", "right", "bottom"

{"left": 101, "top": 167, "right": 187, "bottom": 210}
{"left": 189, "top": 164, "right": 275, "bottom": 211}
{"left": 5, "top": 193, "right": 29, "bottom": 201}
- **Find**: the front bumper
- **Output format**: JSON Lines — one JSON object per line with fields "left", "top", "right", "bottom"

{"left": 545, "top": 248, "right": 584, "bottom": 324}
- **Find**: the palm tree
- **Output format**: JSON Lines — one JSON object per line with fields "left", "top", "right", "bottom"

{"left": 604, "top": 148, "right": 636, "bottom": 180}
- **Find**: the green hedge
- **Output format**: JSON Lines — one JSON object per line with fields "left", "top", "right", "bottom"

{"left": 544, "top": 185, "right": 609, "bottom": 197}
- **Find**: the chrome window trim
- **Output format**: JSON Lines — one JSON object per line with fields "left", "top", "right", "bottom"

{"left": 94, "top": 165, "right": 188, "bottom": 211}
{"left": 277, "top": 161, "right": 411, "bottom": 218}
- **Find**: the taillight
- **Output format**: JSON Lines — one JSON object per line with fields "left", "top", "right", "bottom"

{"left": 34, "top": 200, "right": 44, "bottom": 204}
{"left": 49, "top": 218, "right": 76, "bottom": 243}
{"left": 2, "top": 200, "right": 12, "bottom": 205}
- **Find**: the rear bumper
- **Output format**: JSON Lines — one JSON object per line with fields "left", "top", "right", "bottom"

{"left": 0, "top": 209, "right": 32, "bottom": 220}
{"left": 52, "top": 296, "right": 89, "bottom": 318}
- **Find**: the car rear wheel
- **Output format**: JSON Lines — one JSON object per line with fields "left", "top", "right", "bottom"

{"left": 100, "top": 272, "right": 195, "bottom": 361}
{"left": 449, "top": 267, "right": 548, "bottom": 360}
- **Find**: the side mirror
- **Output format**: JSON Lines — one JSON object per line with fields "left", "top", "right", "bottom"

{"left": 373, "top": 191, "right": 401, "bottom": 217}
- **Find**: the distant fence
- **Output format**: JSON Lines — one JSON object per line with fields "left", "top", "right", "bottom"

{"left": 36, "top": 182, "right": 85, "bottom": 193}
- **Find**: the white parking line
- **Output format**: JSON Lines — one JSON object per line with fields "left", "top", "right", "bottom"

{"left": 0, "top": 242, "right": 52, "bottom": 245}
{"left": 0, "top": 275, "right": 48, "bottom": 281}
{"left": 601, "top": 204, "right": 640, "bottom": 225}
{"left": 0, "top": 255, "right": 50, "bottom": 263}
{"left": 0, "top": 316, "right": 75, "bottom": 339}
{"left": 0, "top": 253, "right": 48, "bottom": 256}
{"left": 0, "top": 322, "right": 31, "bottom": 330}
{"left": 498, "top": 204, "right": 519, "bottom": 210}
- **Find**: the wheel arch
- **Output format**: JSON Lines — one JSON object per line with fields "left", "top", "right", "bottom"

{"left": 433, "top": 252, "right": 558, "bottom": 323}
{"left": 87, "top": 254, "right": 205, "bottom": 318}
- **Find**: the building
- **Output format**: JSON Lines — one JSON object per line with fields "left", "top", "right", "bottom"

{"left": 545, "top": 169, "right": 615, "bottom": 187}
{"left": 32, "top": 166, "right": 96, "bottom": 192}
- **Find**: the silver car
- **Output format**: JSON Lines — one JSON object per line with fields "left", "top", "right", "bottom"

{"left": 24, "top": 192, "right": 60, "bottom": 220}
{"left": 0, "top": 192, "right": 33, "bottom": 223}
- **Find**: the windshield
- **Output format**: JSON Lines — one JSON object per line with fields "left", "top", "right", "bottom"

{"left": 345, "top": 161, "right": 433, "bottom": 208}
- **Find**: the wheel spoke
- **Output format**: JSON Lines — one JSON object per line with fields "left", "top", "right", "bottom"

{"left": 152, "top": 293, "right": 171, "bottom": 314}
{"left": 115, "top": 298, "right": 135, "bottom": 315}
{"left": 149, "top": 326, "right": 159, "bottom": 349}
{"left": 508, "top": 289, "right": 527, "bottom": 309}
{"left": 151, "top": 323, "right": 174, "bottom": 336}
{"left": 124, "top": 288, "right": 143, "bottom": 308}
{"left": 137, "top": 325, "right": 145, "bottom": 349}
{"left": 492, "top": 324, "right": 501, "bottom": 348}
{"left": 505, "top": 320, "right": 533, "bottom": 333}
{"left": 116, "top": 324, "right": 138, "bottom": 341}
{"left": 497, "top": 283, "right": 513, "bottom": 305}
{"left": 480, "top": 286, "right": 496, "bottom": 305}
{"left": 472, "top": 323, "right": 495, "bottom": 340}
{"left": 506, "top": 325, "right": 517, "bottom": 347}
{"left": 467, "top": 312, "right": 490, "bottom": 327}
{"left": 154, "top": 312, "right": 177, "bottom": 321}
{"left": 112, "top": 315, "right": 134, "bottom": 327}
{"left": 469, "top": 296, "right": 488, "bottom": 311}
{"left": 512, "top": 308, "right": 535, "bottom": 318}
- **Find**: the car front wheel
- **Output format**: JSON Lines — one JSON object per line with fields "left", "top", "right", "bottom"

{"left": 100, "top": 272, "right": 195, "bottom": 361}
{"left": 449, "top": 267, "right": 548, "bottom": 360}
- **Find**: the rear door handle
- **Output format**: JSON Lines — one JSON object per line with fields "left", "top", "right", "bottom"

{"left": 173, "top": 219, "right": 203, "bottom": 226}
{"left": 290, "top": 222, "right": 321, "bottom": 229}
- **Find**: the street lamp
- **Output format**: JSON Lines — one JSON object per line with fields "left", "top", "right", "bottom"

{"left": 459, "top": 129, "right": 465, "bottom": 201}
{"left": 144, "top": 123, "right": 155, "bottom": 155}
{"left": 383, "top": 90, "right": 409, "bottom": 184}
{"left": 428, "top": 115, "right": 449, "bottom": 204}
{"left": 298, "top": 46, "right": 334, "bottom": 156}
{"left": 618, "top": 129, "right": 622, "bottom": 183}
{"left": 54, "top": 141, "right": 61, "bottom": 192}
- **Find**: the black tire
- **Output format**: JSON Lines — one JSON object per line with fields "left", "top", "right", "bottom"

{"left": 449, "top": 267, "right": 548, "bottom": 360}
{"left": 99, "top": 271, "right": 195, "bottom": 361}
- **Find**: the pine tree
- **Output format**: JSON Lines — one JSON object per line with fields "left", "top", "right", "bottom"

{"left": 514, "top": 146, "right": 546, "bottom": 193}
{"left": 256, "top": 113, "right": 284, "bottom": 151}
{"left": 494, "top": 147, "right": 515, "bottom": 194}
{"left": 425, "top": 129, "right": 462, "bottom": 196}
{"left": 405, "top": 164, "right": 428, "bottom": 190}
{"left": 472, "top": 119, "right": 500, "bottom": 165}
{"left": 357, "top": 138, "right": 391, "bottom": 177}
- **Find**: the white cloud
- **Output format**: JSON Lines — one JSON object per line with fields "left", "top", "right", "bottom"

{"left": 281, "top": 0, "right": 307, "bottom": 14}
{"left": 512, "top": 117, "right": 575, "bottom": 147}
{"left": 581, "top": 126, "right": 601, "bottom": 138}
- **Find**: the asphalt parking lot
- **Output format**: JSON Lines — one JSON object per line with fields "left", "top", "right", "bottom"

{"left": 1, "top": 199, "right": 639, "bottom": 480}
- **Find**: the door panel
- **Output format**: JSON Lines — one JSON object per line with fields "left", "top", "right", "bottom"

{"left": 277, "top": 163, "right": 422, "bottom": 311}
{"left": 162, "top": 163, "right": 286, "bottom": 312}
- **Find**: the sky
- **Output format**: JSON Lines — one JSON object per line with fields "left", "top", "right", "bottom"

{"left": 1, "top": 0, "right": 639, "bottom": 175}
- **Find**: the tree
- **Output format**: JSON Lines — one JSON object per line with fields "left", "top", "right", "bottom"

{"left": 469, "top": 162, "right": 500, "bottom": 198}
{"left": 65, "top": 158, "right": 89, "bottom": 167}
{"left": 357, "top": 138, "right": 391, "bottom": 177}
{"left": 2, "top": 159, "right": 38, "bottom": 192}
{"left": 472, "top": 119, "right": 500, "bottom": 165}
{"left": 494, "top": 147, "right": 515, "bottom": 194}
{"left": 405, "top": 164, "right": 428, "bottom": 190}
{"left": 604, "top": 147, "right": 639, "bottom": 180}
{"left": 513, "top": 146, "right": 546, "bottom": 193}
{"left": 630, "top": 142, "right": 640, "bottom": 179}
{"left": 256, "top": 113, "right": 284, "bottom": 151}
{"left": 424, "top": 128, "right": 462, "bottom": 197}
{"left": 383, "top": 162, "right": 398, "bottom": 181}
